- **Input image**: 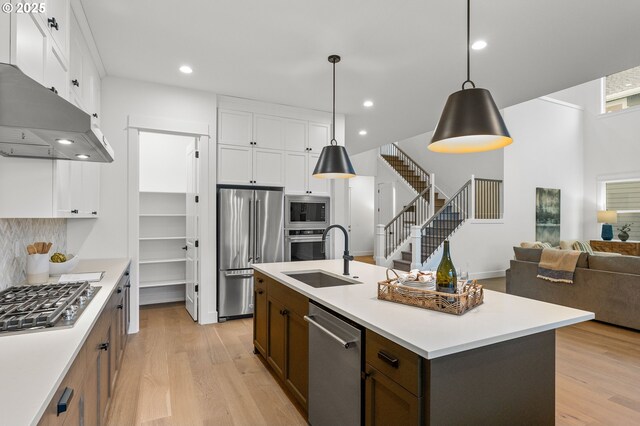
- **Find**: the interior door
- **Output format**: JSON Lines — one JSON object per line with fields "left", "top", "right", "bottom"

{"left": 185, "top": 138, "right": 199, "bottom": 321}
{"left": 378, "top": 182, "right": 395, "bottom": 225}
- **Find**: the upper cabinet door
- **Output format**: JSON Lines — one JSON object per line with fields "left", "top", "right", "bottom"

{"left": 253, "top": 149, "right": 284, "bottom": 186}
{"left": 82, "top": 51, "right": 100, "bottom": 119}
{"left": 308, "top": 122, "right": 330, "bottom": 154}
{"left": 284, "top": 152, "right": 307, "bottom": 194}
{"left": 218, "top": 144, "right": 253, "bottom": 185}
{"left": 14, "top": 13, "right": 48, "bottom": 85}
{"left": 0, "top": 157, "right": 53, "bottom": 218}
{"left": 307, "top": 154, "right": 330, "bottom": 196}
{"left": 68, "top": 14, "right": 83, "bottom": 102}
{"left": 218, "top": 109, "right": 253, "bottom": 147}
{"left": 253, "top": 114, "right": 284, "bottom": 151}
{"left": 45, "top": 0, "right": 70, "bottom": 59}
{"left": 45, "top": 43, "right": 68, "bottom": 100}
{"left": 81, "top": 162, "right": 100, "bottom": 216}
{"left": 284, "top": 119, "right": 308, "bottom": 153}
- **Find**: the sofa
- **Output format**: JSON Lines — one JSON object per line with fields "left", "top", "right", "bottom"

{"left": 506, "top": 247, "right": 640, "bottom": 330}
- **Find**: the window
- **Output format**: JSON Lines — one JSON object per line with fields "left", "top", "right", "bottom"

{"left": 605, "top": 65, "right": 640, "bottom": 113}
{"left": 605, "top": 180, "right": 640, "bottom": 239}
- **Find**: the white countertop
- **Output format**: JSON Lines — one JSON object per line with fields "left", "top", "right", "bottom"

{"left": 0, "top": 258, "right": 130, "bottom": 426}
{"left": 253, "top": 260, "right": 594, "bottom": 360}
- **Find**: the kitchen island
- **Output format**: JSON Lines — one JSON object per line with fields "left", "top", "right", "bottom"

{"left": 252, "top": 259, "right": 594, "bottom": 425}
{"left": 0, "top": 258, "right": 131, "bottom": 426}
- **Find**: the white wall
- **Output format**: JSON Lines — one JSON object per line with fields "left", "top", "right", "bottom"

{"left": 396, "top": 132, "right": 504, "bottom": 197}
{"left": 348, "top": 176, "right": 375, "bottom": 256}
{"left": 548, "top": 80, "right": 640, "bottom": 240}
{"left": 139, "top": 132, "right": 194, "bottom": 193}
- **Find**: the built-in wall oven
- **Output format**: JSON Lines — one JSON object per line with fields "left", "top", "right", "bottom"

{"left": 285, "top": 195, "right": 330, "bottom": 229}
{"left": 285, "top": 229, "right": 330, "bottom": 261}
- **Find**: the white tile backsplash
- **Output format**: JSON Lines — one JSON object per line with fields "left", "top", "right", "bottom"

{"left": 0, "top": 219, "right": 67, "bottom": 289}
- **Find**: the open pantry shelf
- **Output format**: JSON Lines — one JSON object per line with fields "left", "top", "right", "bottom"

{"left": 139, "top": 280, "right": 186, "bottom": 288}
{"left": 139, "top": 258, "right": 186, "bottom": 265}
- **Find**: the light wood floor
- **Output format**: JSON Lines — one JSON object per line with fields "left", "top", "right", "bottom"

{"left": 107, "top": 303, "right": 640, "bottom": 426}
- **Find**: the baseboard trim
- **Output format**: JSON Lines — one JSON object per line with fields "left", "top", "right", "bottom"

{"left": 353, "top": 251, "right": 374, "bottom": 256}
{"left": 471, "top": 270, "right": 506, "bottom": 280}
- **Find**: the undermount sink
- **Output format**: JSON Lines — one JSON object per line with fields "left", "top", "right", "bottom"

{"left": 283, "top": 270, "right": 361, "bottom": 288}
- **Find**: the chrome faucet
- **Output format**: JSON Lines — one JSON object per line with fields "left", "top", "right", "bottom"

{"left": 322, "top": 224, "right": 354, "bottom": 275}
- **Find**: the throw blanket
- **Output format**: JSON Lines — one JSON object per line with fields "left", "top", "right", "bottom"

{"left": 536, "top": 248, "right": 581, "bottom": 284}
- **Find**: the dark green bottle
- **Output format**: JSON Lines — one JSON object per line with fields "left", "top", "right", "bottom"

{"left": 436, "top": 240, "right": 457, "bottom": 301}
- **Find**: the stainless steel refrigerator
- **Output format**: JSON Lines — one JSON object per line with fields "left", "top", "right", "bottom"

{"left": 217, "top": 187, "right": 284, "bottom": 319}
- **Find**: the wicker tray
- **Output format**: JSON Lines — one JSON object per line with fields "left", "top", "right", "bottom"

{"left": 378, "top": 269, "right": 484, "bottom": 315}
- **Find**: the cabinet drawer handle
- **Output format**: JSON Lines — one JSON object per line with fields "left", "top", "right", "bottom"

{"left": 256, "top": 289, "right": 264, "bottom": 295}
{"left": 71, "top": 79, "right": 79, "bottom": 87}
{"left": 98, "top": 342, "right": 109, "bottom": 351}
{"left": 280, "top": 309, "right": 288, "bottom": 316}
{"left": 117, "top": 287, "right": 122, "bottom": 294}
{"left": 48, "top": 17, "right": 59, "bottom": 31}
{"left": 92, "top": 211, "right": 97, "bottom": 215}
{"left": 71, "top": 209, "right": 78, "bottom": 214}
{"left": 257, "top": 278, "right": 263, "bottom": 283}
{"left": 377, "top": 350, "right": 399, "bottom": 368}
{"left": 117, "top": 304, "right": 123, "bottom": 310}
{"left": 92, "top": 113, "right": 98, "bottom": 118}
{"left": 57, "top": 387, "right": 73, "bottom": 416}
{"left": 50, "top": 86, "right": 58, "bottom": 94}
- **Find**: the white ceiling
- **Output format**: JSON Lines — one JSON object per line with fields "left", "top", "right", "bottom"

{"left": 81, "top": 0, "right": 640, "bottom": 154}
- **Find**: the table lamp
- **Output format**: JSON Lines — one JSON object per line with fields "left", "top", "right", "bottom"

{"left": 597, "top": 210, "right": 617, "bottom": 241}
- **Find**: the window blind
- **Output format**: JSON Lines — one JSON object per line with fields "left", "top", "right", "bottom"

{"left": 606, "top": 181, "right": 640, "bottom": 239}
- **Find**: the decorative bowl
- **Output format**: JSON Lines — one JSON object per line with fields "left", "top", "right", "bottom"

{"left": 49, "top": 254, "right": 80, "bottom": 276}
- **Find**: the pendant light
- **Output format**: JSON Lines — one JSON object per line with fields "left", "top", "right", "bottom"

{"left": 429, "top": 0, "right": 512, "bottom": 154}
{"left": 312, "top": 55, "right": 356, "bottom": 179}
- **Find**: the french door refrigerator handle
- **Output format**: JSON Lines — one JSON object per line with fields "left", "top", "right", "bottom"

{"left": 255, "top": 198, "right": 261, "bottom": 262}
{"left": 304, "top": 315, "right": 356, "bottom": 349}
{"left": 248, "top": 199, "right": 253, "bottom": 263}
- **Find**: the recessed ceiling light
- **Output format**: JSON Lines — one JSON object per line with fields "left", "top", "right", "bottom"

{"left": 358, "top": 130, "right": 367, "bottom": 136}
{"left": 76, "top": 154, "right": 90, "bottom": 160}
{"left": 471, "top": 40, "right": 487, "bottom": 50}
{"left": 363, "top": 100, "right": 374, "bottom": 108}
{"left": 179, "top": 65, "right": 193, "bottom": 74}
{"left": 56, "top": 139, "right": 74, "bottom": 145}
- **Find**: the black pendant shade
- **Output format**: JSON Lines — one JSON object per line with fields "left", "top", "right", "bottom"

{"left": 428, "top": 0, "right": 512, "bottom": 154}
{"left": 429, "top": 88, "right": 512, "bottom": 153}
{"left": 312, "top": 54, "right": 356, "bottom": 179}
{"left": 312, "top": 144, "right": 356, "bottom": 178}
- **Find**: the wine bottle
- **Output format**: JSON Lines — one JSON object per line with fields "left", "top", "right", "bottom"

{"left": 436, "top": 240, "right": 457, "bottom": 302}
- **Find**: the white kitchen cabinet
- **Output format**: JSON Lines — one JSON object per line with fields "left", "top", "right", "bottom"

{"left": 68, "top": 11, "right": 100, "bottom": 121}
{"left": 218, "top": 109, "right": 253, "bottom": 147}
{"left": 284, "top": 119, "right": 308, "bottom": 152}
{"left": 45, "top": 43, "right": 68, "bottom": 99}
{"left": 14, "top": 12, "right": 48, "bottom": 85}
{"left": 68, "top": 16, "right": 82, "bottom": 99}
{"left": 284, "top": 152, "right": 329, "bottom": 196}
{"left": 82, "top": 47, "right": 100, "bottom": 120}
{"left": 307, "top": 153, "right": 330, "bottom": 195}
{"left": 253, "top": 114, "right": 284, "bottom": 151}
{"left": 54, "top": 160, "right": 100, "bottom": 217}
{"left": 253, "top": 148, "right": 284, "bottom": 186}
{"left": 284, "top": 152, "right": 307, "bottom": 194}
{"left": 217, "top": 144, "right": 253, "bottom": 185}
{"left": 308, "top": 122, "right": 330, "bottom": 154}
{"left": 44, "top": 0, "right": 70, "bottom": 59}
{"left": 0, "top": 157, "right": 53, "bottom": 218}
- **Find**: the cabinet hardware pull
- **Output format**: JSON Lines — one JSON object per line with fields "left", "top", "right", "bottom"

{"left": 361, "top": 371, "right": 371, "bottom": 380}
{"left": 92, "top": 211, "right": 97, "bottom": 215}
{"left": 48, "top": 17, "right": 59, "bottom": 31}
{"left": 280, "top": 309, "right": 289, "bottom": 316}
{"left": 92, "top": 113, "right": 98, "bottom": 118}
{"left": 117, "top": 304, "right": 123, "bottom": 310}
{"left": 71, "top": 209, "right": 78, "bottom": 214}
{"left": 256, "top": 289, "right": 264, "bottom": 295}
{"left": 117, "top": 287, "right": 122, "bottom": 294}
{"left": 257, "top": 278, "right": 263, "bottom": 283}
{"left": 71, "top": 79, "right": 79, "bottom": 87}
{"left": 125, "top": 283, "right": 131, "bottom": 288}
{"left": 50, "top": 86, "right": 58, "bottom": 94}
{"left": 98, "top": 342, "right": 109, "bottom": 351}
{"left": 57, "top": 387, "right": 73, "bottom": 416}
{"left": 377, "top": 350, "right": 399, "bottom": 368}
{"left": 304, "top": 315, "right": 356, "bottom": 349}
{"left": 182, "top": 245, "right": 188, "bottom": 250}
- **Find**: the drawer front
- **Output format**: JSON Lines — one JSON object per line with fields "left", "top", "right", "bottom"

{"left": 38, "top": 346, "right": 86, "bottom": 426}
{"left": 265, "top": 274, "right": 308, "bottom": 317}
{"left": 366, "top": 330, "right": 421, "bottom": 396}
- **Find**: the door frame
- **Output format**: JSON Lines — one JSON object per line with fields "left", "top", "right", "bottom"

{"left": 127, "top": 115, "right": 215, "bottom": 332}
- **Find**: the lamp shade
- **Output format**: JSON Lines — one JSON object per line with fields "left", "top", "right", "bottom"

{"left": 597, "top": 210, "right": 618, "bottom": 224}
{"left": 429, "top": 88, "right": 512, "bottom": 153}
{"left": 312, "top": 145, "right": 356, "bottom": 179}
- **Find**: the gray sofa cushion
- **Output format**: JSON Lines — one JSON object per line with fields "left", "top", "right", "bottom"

{"left": 589, "top": 255, "right": 640, "bottom": 275}
{"left": 513, "top": 247, "right": 588, "bottom": 268}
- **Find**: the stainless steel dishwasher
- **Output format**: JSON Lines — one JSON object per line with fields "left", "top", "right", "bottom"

{"left": 305, "top": 302, "right": 362, "bottom": 426}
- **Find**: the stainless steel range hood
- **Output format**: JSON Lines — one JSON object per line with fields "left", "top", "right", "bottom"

{"left": 0, "top": 63, "right": 114, "bottom": 162}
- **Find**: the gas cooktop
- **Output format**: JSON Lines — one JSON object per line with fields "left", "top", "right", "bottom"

{"left": 0, "top": 281, "right": 100, "bottom": 336}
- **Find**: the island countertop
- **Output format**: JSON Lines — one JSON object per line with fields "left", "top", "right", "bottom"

{"left": 252, "top": 259, "right": 594, "bottom": 360}
{"left": 0, "top": 258, "right": 130, "bottom": 426}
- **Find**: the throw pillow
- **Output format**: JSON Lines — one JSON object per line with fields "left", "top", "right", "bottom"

{"left": 539, "top": 242, "right": 552, "bottom": 249}
{"left": 572, "top": 240, "right": 594, "bottom": 254}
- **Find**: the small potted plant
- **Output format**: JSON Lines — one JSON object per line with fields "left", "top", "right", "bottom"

{"left": 617, "top": 223, "right": 632, "bottom": 242}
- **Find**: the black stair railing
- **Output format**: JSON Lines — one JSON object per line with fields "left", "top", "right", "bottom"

{"left": 420, "top": 180, "right": 471, "bottom": 263}
{"left": 384, "top": 185, "right": 431, "bottom": 257}
{"left": 379, "top": 143, "right": 430, "bottom": 194}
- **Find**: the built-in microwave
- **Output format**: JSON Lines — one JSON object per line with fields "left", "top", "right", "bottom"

{"left": 285, "top": 195, "right": 330, "bottom": 229}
